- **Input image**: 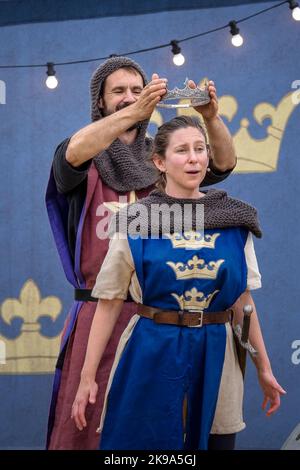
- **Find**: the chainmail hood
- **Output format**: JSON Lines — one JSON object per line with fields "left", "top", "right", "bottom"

{"left": 90, "top": 56, "right": 148, "bottom": 122}
{"left": 90, "top": 56, "right": 158, "bottom": 192}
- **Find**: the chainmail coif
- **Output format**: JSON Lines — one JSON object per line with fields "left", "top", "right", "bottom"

{"left": 90, "top": 56, "right": 158, "bottom": 192}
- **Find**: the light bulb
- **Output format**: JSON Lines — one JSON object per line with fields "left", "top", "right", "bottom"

{"left": 46, "top": 62, "right": 58, "bottom": 89}
{"left": 46, "top": 75, "right": 58, "bottom": 89}
{"left": 292, "top": 6, "right": 300, "bottom": 20}
{"left": 170, "top": 40, "right": 185, "bottom": 67}
{"left": 173, "top": 53, "right": 185, "bottom": 66}
{"left": 229, "top": 21, "right": 244, "bottom": 48}
{"left": 231, "top": 34, "right": 244, "bottom": 47}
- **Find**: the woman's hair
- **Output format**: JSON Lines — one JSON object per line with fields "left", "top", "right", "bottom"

{"left": 151, "top": 116, "right": 209, "bottom": 191}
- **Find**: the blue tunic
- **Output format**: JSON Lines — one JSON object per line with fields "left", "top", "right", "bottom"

{"left": 100, "top": 227, "right": 248, "bottom": 450}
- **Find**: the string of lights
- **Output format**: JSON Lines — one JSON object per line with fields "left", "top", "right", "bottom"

{"left": 0, "top": 0, "right": 299, "bottom": 90}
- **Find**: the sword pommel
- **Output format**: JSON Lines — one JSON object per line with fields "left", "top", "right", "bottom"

{"left": 243, "top": 304, "right": 253, "bottom": 316}
{"left": 241, "top": 304, "right": 253, "bottom": 343}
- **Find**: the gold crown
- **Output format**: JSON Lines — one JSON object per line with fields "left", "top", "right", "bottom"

{"left": 151, "top": 89, "right": 299, "bottom": 173}
{"left": 167, "top": 256, "right": 224, "bottom": 280}
{"left": 0, "top": 279, "right": 62, "bottom": 374}
{"left": 172, "top": 288, "right": 219, "bottom": 312}
{"left": 165, "top": 231, "right": 220, "bottom": 250}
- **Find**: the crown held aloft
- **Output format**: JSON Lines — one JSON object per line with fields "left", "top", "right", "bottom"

{"left": 157, "top": 78, "right": 211, "bottom": 108}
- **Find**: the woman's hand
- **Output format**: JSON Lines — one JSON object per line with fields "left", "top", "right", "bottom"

{"left": 257, "top": 369, "right": 286, "bottom": 416}
{"left": 71, "top": 376, "right": 98, "bottom": 430}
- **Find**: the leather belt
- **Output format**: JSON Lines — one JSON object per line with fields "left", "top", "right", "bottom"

{"left": 74, "top": 288, "right": 98, "bottom": 302}
{"left": 137, "top": 304, "right": 232, "bottom": 327}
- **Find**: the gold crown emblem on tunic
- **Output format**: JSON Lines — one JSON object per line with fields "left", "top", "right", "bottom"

{"left": 172, "top": 288, "right": 219, "bottom": 312}
{"left": 165, "top": 231, "right": 220, "bottom": 250}
{"left": 167, "top": 256, "right": 224, "bottom": 280}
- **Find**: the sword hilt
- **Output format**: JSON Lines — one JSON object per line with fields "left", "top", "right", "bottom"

{"left": 241, "top": 304, "right": 253, "bottom": 343}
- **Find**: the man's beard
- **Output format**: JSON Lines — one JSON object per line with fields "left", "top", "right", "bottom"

{"left": 101, "top": 102, "right": 141, "bottom": 132}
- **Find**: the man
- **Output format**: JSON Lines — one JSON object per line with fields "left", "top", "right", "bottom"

{"left": 46, "top": 56, "right": 236, "bottom": 449}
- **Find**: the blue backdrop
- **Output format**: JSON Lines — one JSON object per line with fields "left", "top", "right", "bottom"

{"left": 0, "top": 1, "right": 299, "bottom": 449}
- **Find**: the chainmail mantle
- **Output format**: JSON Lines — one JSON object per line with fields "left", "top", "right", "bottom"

{"left": 90, "top": 56, "right": 158, "bottom": 192}
{"left": 111, "top": 189, "right": 262, "bottom": 238}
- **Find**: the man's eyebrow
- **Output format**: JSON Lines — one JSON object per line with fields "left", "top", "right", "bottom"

{"left": 109, "top": 85, "right": 143, "bottom": 91}
{"left": 110, "top": 85, "right": 126, "bottom": 91}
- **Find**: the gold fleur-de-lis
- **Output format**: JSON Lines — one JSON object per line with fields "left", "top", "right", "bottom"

{"left": 0, "top": 279, "right": 62, "bottom": 374}
{"left": 1, "top": 279, "right": 61, "bottom": 333}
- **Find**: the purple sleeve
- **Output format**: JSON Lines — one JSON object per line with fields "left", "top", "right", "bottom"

{"left": 52, "top": 138, "right": 92, "bottom": 193}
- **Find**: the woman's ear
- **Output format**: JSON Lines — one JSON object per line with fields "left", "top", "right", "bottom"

{"left": 206, "top": 144, "right": 212, "bottom": 169}
{"left": 152, "top": 153, "right": 166, "bottom": 173}
{"left": 206, "top": 144, "right": 212, "bottom": 161}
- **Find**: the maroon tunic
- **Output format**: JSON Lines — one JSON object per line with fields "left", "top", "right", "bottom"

{"left": 48, "top": 162, "right": 151, "bottom": 449}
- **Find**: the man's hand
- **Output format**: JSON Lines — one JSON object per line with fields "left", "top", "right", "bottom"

{"left": 187, "top": 79, "right": 236, "bottom": 171}
{"left": 131, "top": 73, "right": 167, "bottom": 121}
{"left": 71, "top": 376, "right": 98, "bottom": 431}
{"left": 188, "top": 79, "right": 218, "bottom": 121}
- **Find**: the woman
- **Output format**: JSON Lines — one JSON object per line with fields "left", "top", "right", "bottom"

{"left": 71, "top": 116, "right": 285, "bottom": 450}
